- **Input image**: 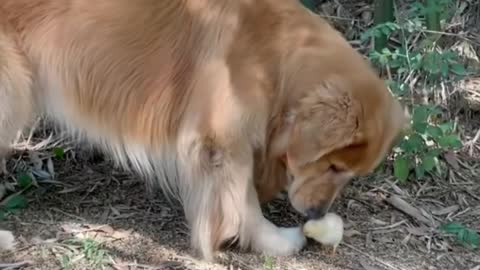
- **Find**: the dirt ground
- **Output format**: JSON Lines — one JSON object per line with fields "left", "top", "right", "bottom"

{"left": 1, "top": 120, "right": 479, "bottom": 270}
{"left": 1, "top": 1, "right": 480, "bottom": 269}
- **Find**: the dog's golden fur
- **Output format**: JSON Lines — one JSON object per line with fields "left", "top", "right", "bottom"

{"left": 0, "top": 0, "right": 407, "bottom": 260}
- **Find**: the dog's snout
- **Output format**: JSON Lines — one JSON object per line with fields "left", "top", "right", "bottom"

{"left": 306, "top": 206, "right": 327, "bottom": 220}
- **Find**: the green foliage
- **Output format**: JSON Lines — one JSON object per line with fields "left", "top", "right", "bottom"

{"left": 440, "top": 222, "right": 479, "bottom": 249}
{"left": 299, "top": 0, "right": 319, "bottom": 12}
{"left": 363, "top": 0, "right": 467, "bottom": 183}
{"left": 393, "top": 104, "right": 462, "bottom": 182}
{"left": 410, "top": 0, "right": 455, "bottom": 29}
{"left": 61, "top": 238, "right": 110, "bottom": 269}
{"left": 262, "top": 255, "right": 275, "bottom": 270}
{"left": 53, "top": 147, "right": 66, "bottom": 159}
{"left": 373, "top": 0, "right": 395, "bottom": 51}
{"left": 17, "top": 172, "right": 34, "bottom": 189}
{"left": 0, "top": 194, "right": 29, "bottom": 219}
{"left": 366, "top": 42, "right": 467, "bottom": 88}
{"left": 0, "top": 173, "right": 33, "bottom": 220}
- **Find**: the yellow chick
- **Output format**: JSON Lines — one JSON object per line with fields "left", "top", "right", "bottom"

{"left": 303, "top": 212, "right": 344, "bottom": 255}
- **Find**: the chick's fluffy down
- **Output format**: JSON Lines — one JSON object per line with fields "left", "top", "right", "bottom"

{"left": 303, "top": 212, "right": 344, "bottom": 248}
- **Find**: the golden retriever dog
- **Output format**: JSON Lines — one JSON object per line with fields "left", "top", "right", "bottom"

{"left": 0, "top": 0, "right": 407, "bottom": 260}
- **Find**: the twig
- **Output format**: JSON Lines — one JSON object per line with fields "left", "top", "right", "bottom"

{"left": 343, "top": 243, "right": 404, "bottom": 270}
{"left": 50, "top": 207, "right": 86, "bottom": 222}
{"left": 0, "top": 261, "right": 32, "bottom": 269}
{"left": 318, "top": 14, "right": 360, "bottom": 22}
{"left": 371, "top": 220, "right": 407, "bottom": 231}
{"left": 111, "top": 258, "right": 185, "bottom": 270}
{"left": 419, "top": 29, "right": 480, "bottom": 46}
{"left": 466, "top": 128, "right": 480, "bottom": 157}
{"left": 384, "top": 194, "right": 438, "bottom": 228}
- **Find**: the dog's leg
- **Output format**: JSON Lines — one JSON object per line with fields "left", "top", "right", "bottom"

{"left": 244, "top": 183, "right": 306, "bottom": 256}
{"left": 0, "top": 20, "right": 35, "bottom": 173}
{"left": 178, "top": 137, "right": 306, "bottom": 260}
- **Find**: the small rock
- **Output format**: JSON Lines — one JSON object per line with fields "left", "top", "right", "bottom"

{"left": 0, "top": 230, "right": 16, "bottom": 250}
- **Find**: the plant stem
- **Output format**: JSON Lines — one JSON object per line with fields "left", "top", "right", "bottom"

{"left": 373, "top": 0, "right": 395, "bottom": 52}
{"left": 425, "top": 0, "right": 441, "bottom": 31}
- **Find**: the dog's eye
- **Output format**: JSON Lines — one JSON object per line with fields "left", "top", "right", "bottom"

{"left": 329, "top": 164, "right": 344, "bottom": 173}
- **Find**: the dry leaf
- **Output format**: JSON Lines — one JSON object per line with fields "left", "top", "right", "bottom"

{"left": 344, "top": 229, "right": 362, "bottom": 238}
{"left": 47, "top": 157, "right": 55, "bottom": 178}
{"left": 432, "top": 205, "right": 459, "bottom": 216}
{"left": 112, "top": 229, "right": 133, "bottom": 239}
{"left": 29, "top": 152, "right": 43, "bottom": 170}
{"left": 444, "top": 151, "right": 460, "bottom": 170}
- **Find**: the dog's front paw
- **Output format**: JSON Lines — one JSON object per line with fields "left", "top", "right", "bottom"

{"left": 252, "top": 226, "right": 306, "bottom": 256}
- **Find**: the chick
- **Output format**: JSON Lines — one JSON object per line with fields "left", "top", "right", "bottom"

{"left": 303, "top": 212, "right": 344, "bottom": 255}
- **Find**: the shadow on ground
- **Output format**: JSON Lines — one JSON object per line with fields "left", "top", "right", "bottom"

{"left": 1, "top": 143, "right": 479, "bottom": 270}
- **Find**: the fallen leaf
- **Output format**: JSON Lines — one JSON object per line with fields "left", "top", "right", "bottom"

{"left": 61, "top": 223, "right": 83, "bottom": 233}
{"left": 344, "top": 229, "right": 362, "bottom": 238}
{"left": 432, "top": 205, "right": 459, "bottom": 216}
{"left": 443, "top": 151, "right": 460, "bottom": 170}
{"left": 47, "top": 157, "right": 55, "bottom": 179}
{"left": 96, "top": 225, "right": 115, "bottom": 235}
{"left": 29, "top": 152, "right": 43, "bottom": 171}
{"left": 112, "top": 229, "right": 133, "bottom": 239}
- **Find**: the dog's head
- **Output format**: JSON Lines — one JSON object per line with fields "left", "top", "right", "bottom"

{"left": 270, "top": 37, "right": 408, "bottom": 220}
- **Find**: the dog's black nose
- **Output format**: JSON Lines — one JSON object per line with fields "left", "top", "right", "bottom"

{"left": 306, "top": 207, "right": 327, "bottom": 220}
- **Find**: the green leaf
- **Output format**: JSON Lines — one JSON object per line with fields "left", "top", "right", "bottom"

{"left": 394, "top": 157, "right": 410, "bottom": 182}
{"left": 407, "top": 133, "right": 426, "bottom": 153}
{"left": 415, "top": 165, "right": 425, "bottom": 179}
{"left": 421, "top": 155, "right": 436, "bottom": 172}
{"left": 440, "top": 63, "right": 449, "bottom": 78}
{"left": 458, "top": 230, "right": 479, "bottom": 248}
{"left": 413, "top": 122, "right": 428, "bottom": 133}
{"left": 53, "top": 147, "right": 65, "bottom": 159}
{"left": 441, "top": 222, "right": 465, "bottom": 233}
{"left": 438, "top": 135, "right": 463, "bottom": 149}
{"left": 450, "top": 63, "right": 467, "bottom": 76}
{"left": 412, "top": 106, "right": 429, "bottom": 124}
{"left": 440, "top": 222, "right": 479, "bottom": 249}
{"left": 16, "top": 173, "right": 33, "bottom": 189}
{"left": 438, "top": 122, "right": 454, "bottom": 133}
{"left": 426, "top": 125, "right": 443, "bottom": 138}
{"left": 427, "top": 148, "right": 442, "bottom": 158}
{"left": 3, "top": 194, "right": 28, "bottom": 210}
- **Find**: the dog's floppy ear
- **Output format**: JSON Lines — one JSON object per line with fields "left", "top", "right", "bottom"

{"left": 287, "top": 77, "right": 363, "bottom": 167}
